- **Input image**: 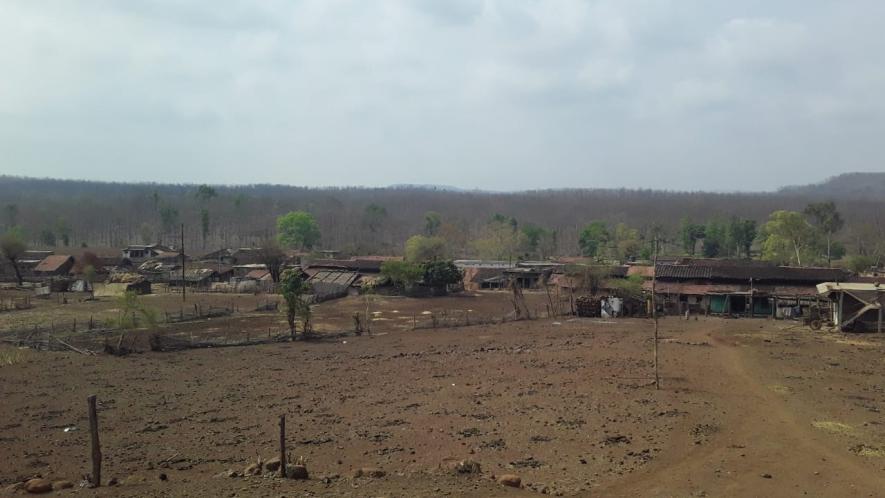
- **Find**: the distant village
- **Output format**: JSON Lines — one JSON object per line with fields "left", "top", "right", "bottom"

{"left": 1, "top": 239, "right": 882, "bottom": 333}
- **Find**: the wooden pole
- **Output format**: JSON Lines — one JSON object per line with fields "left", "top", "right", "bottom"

{"left": 181, "top": 223, "right": 186, "bottom": 303}
{"left": 88, "top": 395, "right": 102, "bottom": 487}
{"left": 652, "top": 238, "right": 660, "bottom": 390}
{"left": 278, "top": 414, "right": 287, "bottom": 478}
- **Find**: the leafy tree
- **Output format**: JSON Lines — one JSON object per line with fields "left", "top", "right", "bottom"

{"left": 424, "top": 211, "right": 442, "bottom": 236}
{"left": 200, "top": 208, "right": 210, "bottom": 246}
{"left": 702, "top": 220, "right": 727, "bottom": 258}
{"left": 804, "top": 201, "right": 844, "bottom": 266}
{"left": 680, "top": 218, "right": 705, "bottom": 256}
{"left": 578, "top": 221, "right": 610, "bottom": 258}
{"left": 363, "top": 204, "right": 387, "bottom": 233}
{"left": 760, "top": 210, "right": 817, "bottom": 266}
{"left": 3, "top": 204, "right": 18, "bottom": 229}
{"left": 39, "top": 229, "right": 56, "bottom": 247}
{"left": 195, "top": 184, "right": 218, "bottom": 202}
{"left": 727, "top": 217, "right": 757, "bottom": 258}
{"left": 423, "top": 260, "right": 462, "bottom": 294}
{"left": 613, "top": 223, "right": 641, "bottom": 261}
{"left": 1, "top": 228, "right": 27, "bottom": 285}
{"left": 280, "top": 268, "right": 310, "bottom": 338}
{"left": 405, "top": 235, "right": 447, "bottom": 262}
{"left": 159, "top": 204, "right": 180, "bottom": 235}
{"left": 257, "top": 240, "right": 286, "bottom": 283}
{"left": 116, "top": 290, "right": 158, "bottom": 329}
{"left": 472, "top": 216, "right": 524, "bottom": 261}
{"left": 521, "top": 224, "right": 556, "bottom": 259}
{"left": 381, "top": 260, "right": 424, "bottom": 291}
{"left": 845, "top": 254, "right": 876, "bottom": 273}
{"left": 55, "top": 218, "right": 71, "bottom": 246}
{"left": 277, "top": 211, "right": 321, "bottom": 250}
{"left": 138, "top": 223, "right": 155, "bottom": 244}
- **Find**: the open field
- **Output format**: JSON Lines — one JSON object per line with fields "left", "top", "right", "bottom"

{"left": 1, "top": 294, "right": 884, "bottom": 496}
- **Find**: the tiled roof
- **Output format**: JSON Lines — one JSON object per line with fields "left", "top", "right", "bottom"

{"left": 655, "top": 264, "right": 847, "bottom": 283}
{"left": 34, "top": 255, "right": 73, "bottom": 273}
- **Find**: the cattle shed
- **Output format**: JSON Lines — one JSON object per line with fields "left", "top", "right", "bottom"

{"left": 817, "top": 282, "right": 884, "bottom": 332}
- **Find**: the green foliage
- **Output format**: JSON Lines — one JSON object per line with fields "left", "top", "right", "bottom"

{"left": 727, "top": 217, "right": 757, "bottom": 257}
{"left": 424, "top": 211, "right": 442, "bottom": 236}
{"left": 404, "top": 235, "right": 447, "bottom": 262}
{"left": 363, "top": 204, "right": 388, "bottom": 233}
{"left": 680, "top": 218, "right": 705, "bottom": 255}
{"left": 472, "top": 217, "right": 524, "bottom": 260}
{"left": 159, "top": 204, "right": 179, "bottom": 233}
{"left": 195, "top": 184, "right": 218, "bottom": 202}
{"left": 845, "top": 254, "right": 876, "bottom": 273}
{"left": 423, "top": 260, "right": 462, "bottom": 289}
{"left": 804, "top": 201, "right": 844, "bottom": 265}
{"left": 760, "top": 210, "right": 818, "bottom": 266}
{"left": 381, "top": 260, "right": 425, "bottom": 289}
{"left": 55, "top": 218, "right": 71, "bottom": 247}
{"left": 200, "top": 208, "right": 210, "bottom": 242}
{"left": 521, "top": 224, "right": 557, "bottom": 259}
{"left": 280, "top": 268, "right": 311, "bottom": 336}
{"left": 116, "top": 291, "right": 157, "bottom": 329}
{"left": 564, "top": 264, "right": 610, "bottom": 293}
{"left": 606, "top": 274, "right": 644, "bottom": 299}
{"left": 277, "top": 211, "right": 321, "bottom": 250}
{"left": 0, "top": 227, "right": 26, "bottom": 262}
{"left": 39, "top": 229, "right": 56, "bottom": 247}
{"left": 578, "top": 221, "right": 610, "bottom": 258}
{"left": 612, "top": 223, "right": 641, "bottom": 261}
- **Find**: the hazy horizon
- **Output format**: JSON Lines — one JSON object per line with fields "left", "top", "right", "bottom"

{"left": 3, "top": 1, "right": 884, "bottom": 190}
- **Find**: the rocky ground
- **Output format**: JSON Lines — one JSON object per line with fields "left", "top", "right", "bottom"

{"left": 1, "top": 312, "right": 884, "bottom": 497}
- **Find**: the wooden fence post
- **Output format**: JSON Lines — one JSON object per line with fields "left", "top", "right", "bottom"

{"left": 88, "top": 395, "right": 102, "bottom": 487}
{"left": 279, "top": 414, "right": 287, "bottom": 478}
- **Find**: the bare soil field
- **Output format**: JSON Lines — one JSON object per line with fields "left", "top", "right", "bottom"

{"left": 1, "top": 294, "right": 884, "bottom": 497}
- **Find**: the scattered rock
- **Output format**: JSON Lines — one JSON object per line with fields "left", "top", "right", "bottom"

{"left": 24, "top": 478, "right": 53, "bottom": 494}
{"left": 760, "top": 473, "right": 773, "bottom": 479}
{"left": 107, "top": 477, "right": 119, "bottom": 486}
{"left": 52, "top": 480, "right": 74, "bottom": 490}
{"left": 264, "top": 457, "right": 282, "bottom": 472}
{"left": 353, "top": 467, "right": 386, "bottom": 479}
{"left": 497, "top": 474, "right": 521, "bottom": 488}
{"left": 285, "top": 464, "right": 309, "bottom": 480}
{"left": 244, "top": 463, "right": 262, "bottom": 476}
{"left": 454, "top": 460, "right": 481, "bottom": 474}
{"left": 214, "top": 470, "right": 239, "bottom": 479}
{"left": 158, "top": 473, "right": 168, "bottom": 481}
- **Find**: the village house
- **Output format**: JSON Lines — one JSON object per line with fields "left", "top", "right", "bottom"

{"left": 647, "top": 259, "right": 847, "bottom": 318}
{"left": 122, "top": 244, "right": 173, "bottom": 263}
{"left": 33, "top": 255, "right": 75, "bottom": 277}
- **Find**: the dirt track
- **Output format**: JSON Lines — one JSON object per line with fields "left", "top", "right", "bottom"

{"left": 1, "top": 315, "right": 883, "bottom": 497}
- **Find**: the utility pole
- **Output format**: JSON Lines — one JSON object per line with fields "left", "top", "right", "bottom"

{"left": 652, "top": 237, "right": 660, "bottom": 390}
{"left": 181, "top": 223, "right": 186, "bottom": 303}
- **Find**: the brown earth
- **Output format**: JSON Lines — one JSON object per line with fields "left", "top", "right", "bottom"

{"left": 1, "top": 300, "right": 884, "bottom": 497}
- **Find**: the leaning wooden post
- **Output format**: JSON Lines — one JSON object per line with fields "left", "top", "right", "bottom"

{"left": 278, "top": 414, "right": 287, "bottom": 478}
{"left": 88, "top": 395, "right": 102, "bottom": 487}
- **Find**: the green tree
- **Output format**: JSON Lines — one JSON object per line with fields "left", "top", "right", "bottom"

{"left": 381, "top": 260, "right": 424, "bottom": 291}
{"left": 3, "top": 204, "right": 18, "bottom": 229}
{"left": 0, "top": 227, "right": 27, "bottom": 285}
{"left": 159, "top": 204, "right": 180, "bottom": 235}
{"left": 280, "top": 268, "right": 311, "bottom": 338}
{"left": 760, "top": 210, "right": 817, "bottom": 266}
{"left": 578, "top": 221, "right": 610, "bottom": 258}
{"left": 472, "top": 217, "right": 524, "bottom": 261}
{"left": 39, "top": 229, "right": 56, "bottom": 247}
{"left": 200, "top": 208, "right": 210, "bottom": 246}
{"left": 424, "top": 211, "right": 442, "bottom": 236}
{"left": 423, "top": 260, "right": 462, "bottom": 294}
{"left": 680, "top": 218, "right": 706, "bottom": 256}
{"left": 613, "top": 223, "right": 641, "bottom": 261}
{"left": 521, "top": 224, "right": 556, "bottom": 259}
{"left": 55, "top": 218, "right": 72, "bottom": 247}
{"left": 727, "top": 217, "right": 757, "bottom": 258}
{"left": 845, "top": 254, "right": 876, "bottom": 273}
{"left": 405, "top": 235, "right": 448, "bottom": 262}
{"left": 195, "top": 184, "right": 218, "bottom": 202}
{"left": 702, "top": 220, "right": 727, "bottom": 258}
{"left": 277, "top": 211, "right": 321, "bottom": 250}
{"left": 363, "top": 204, "right": 387, "bottom": 233}
{"left": 804, "top": 201, "right": 844, "bottom": 266}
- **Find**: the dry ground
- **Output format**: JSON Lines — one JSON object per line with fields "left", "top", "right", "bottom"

{"left": 1, "top": 295, "right": 884, "bottom": 497}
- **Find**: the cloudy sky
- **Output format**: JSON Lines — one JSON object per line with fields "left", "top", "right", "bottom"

{"left": 2, "top": 1, "right": 883, "bottom": 191}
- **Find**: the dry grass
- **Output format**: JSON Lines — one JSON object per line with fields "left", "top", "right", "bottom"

{"left": 0, "top": 347, "right": 30, "bottom": 366}
{"left": 811, "top": 421, "right": 855, "bottom": 435}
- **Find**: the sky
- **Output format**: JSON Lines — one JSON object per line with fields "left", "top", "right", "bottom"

{"left": 1, "top": 1, "right": 884, "bottom": 192}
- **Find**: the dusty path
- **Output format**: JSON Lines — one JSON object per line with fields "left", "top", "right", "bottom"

{"left": 603, "top": 321, "right": 885, "bottom": 497}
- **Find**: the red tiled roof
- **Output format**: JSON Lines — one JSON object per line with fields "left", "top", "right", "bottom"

{"left": 34, "top": 255, "right": 73, "bottom": 273}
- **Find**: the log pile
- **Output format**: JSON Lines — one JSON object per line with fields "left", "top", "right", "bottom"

{"left": 575, "top": 295, "right": 601, "bottom": 317}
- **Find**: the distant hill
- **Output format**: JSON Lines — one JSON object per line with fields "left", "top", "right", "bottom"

{"left": 779, "top": 172, "right": 885, "bottom": 199}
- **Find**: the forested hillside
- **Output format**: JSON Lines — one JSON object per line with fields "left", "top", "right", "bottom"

{"left": 0, "top": 175, "right": 883, "bottom": 265}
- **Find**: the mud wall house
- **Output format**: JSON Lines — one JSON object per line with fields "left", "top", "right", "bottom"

{"left": 648, "top": 260, "right": 847, "bottom": 317}
{"left": 307, "top": 269, "right": 359, "bottom": 301}
{"left": 122, "top": 244, "right": 172, "bottom": 263}
{"left": 817, "top": 282, "right": 884, "bottom": 332}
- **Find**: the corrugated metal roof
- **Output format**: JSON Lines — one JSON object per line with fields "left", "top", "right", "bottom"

{"left": 308, "top": 270, "right": 359, "bottom": 286}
